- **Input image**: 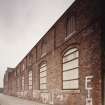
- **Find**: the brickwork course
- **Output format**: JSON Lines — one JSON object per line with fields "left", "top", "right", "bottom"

{"left": 3, "top": 0, "right": 104, "bottom": 105}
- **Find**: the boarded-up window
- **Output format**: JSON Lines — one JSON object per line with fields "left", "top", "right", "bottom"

{"left": 66, "top": 15, "right": 76, "bottom": 36}
{"left": 22, "top": 75, "right": 24, "bottom": 90}
{"left": 41, "top": 39, "right": 47, "bottom": 57}
{"left": 40, "top": 63, "right": 47, "bottom": 90}
{"left": 22, "top": 64, "right": 25, "bottom": 71}
{"left": 17, "top": 68, "right": 20, "bottom": 75}
{"left": 29, "top": 54, "right": 33, "bottom": 66}
{"left": 63, "top": 48, "right": 79, "bottom": 89}
{"left": 29, "top": 70, "right": 32, "bottom": 90}
{"left": 16, "top": 78, "right": 20, "bottom": 91}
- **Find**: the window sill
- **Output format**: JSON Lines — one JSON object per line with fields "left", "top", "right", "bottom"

{"left": 40, "top": 90, "right": 48, "bottom": 93}
{"left": 65, "top": 31, "right": 77, "bottom": 41}
{"left": 41, "top": 53, "right": 47, "bottom": 58}
{"left": 62, "top": 89, "right": 80, "bottom": 94}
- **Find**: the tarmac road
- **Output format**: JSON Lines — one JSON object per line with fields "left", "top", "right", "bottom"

{"left": 0, "top": 93, "right": 47, "bottom": 105}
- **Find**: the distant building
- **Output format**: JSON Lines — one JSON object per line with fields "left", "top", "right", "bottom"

{"left": 4, "top": 0, "right": 104, "bottom": 105}
{"left": 0, "top": 88, "right": 3, "bottom": 93}
{"left": 3, "top": 68, "right": 15, "bottom": 95}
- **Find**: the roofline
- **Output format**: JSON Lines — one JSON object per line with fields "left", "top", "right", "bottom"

{"left": 15, "top": 0, "right": 77, "bottom": 68}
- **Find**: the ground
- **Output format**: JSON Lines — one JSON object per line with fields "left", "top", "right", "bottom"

{"left": 0, "top": 94, "right": 47, "bottom": 105}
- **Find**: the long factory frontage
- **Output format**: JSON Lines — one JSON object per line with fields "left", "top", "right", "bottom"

{"left": 3, "top": 0, "right": 104, "bottom": 105}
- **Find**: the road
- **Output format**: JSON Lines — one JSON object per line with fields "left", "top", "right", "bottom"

{"left": 0, "top": 93, "right": 47, "bottom": 105}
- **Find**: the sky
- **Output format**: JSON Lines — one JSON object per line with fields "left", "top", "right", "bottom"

{"left": 0, "top": 0, "right": 75, "bottom": 88}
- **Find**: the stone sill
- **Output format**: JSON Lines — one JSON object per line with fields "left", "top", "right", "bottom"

{"left": 62, "top": 89, "right": 80, "bottom": 94}
{"left": 41, "top": 53, "right": 47, "bottom": 58}
{"left": 33, "top": 89, "right": 80, "bottom": 94}
{"left": 65, "top": 31, "right": 77, "bottom": 41}
{"left": 40, "top": 90, "right": 49, "bottom": 93}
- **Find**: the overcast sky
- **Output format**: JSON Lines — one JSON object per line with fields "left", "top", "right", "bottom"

{"left": 0, "top": 0, "right": 75, "bottom": 88}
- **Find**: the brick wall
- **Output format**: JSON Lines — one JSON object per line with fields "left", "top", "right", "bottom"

{"left": 4, "top": 0, "right": 103, "bottom": 105}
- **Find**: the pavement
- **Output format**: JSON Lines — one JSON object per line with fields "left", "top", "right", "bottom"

{"left": 0, "top": 93, "right": 47, "bottom": 105}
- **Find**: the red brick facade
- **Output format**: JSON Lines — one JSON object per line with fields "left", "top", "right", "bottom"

{"left": 4, "top": 0, "right": 103, "bottom": 105}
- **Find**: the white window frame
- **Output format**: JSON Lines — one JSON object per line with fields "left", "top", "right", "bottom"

{"left": 63, "top": 48, "right": 79, "bottom": 90}
{"left": 40, "top": 63, "right": 47, "bottom": 90}
{"left": 28, "top": 70, "right": 32, "bottom": 90}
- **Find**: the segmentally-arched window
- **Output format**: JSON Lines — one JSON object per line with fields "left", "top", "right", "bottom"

{"left": 40, "top": 63, "right": 47, "bottom": 90}
{"left": 63, "top": 48, "right": 79, "bottom": 90}
{"left": 22, "top": 75, "right": 24, "bottom": 90}
{"left": 28, "top": 70, "right": 32, "bottom": 90}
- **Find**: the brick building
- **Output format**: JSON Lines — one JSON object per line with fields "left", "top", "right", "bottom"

{"left": 3, "top": 0, "right": 104, "bottom": 105}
